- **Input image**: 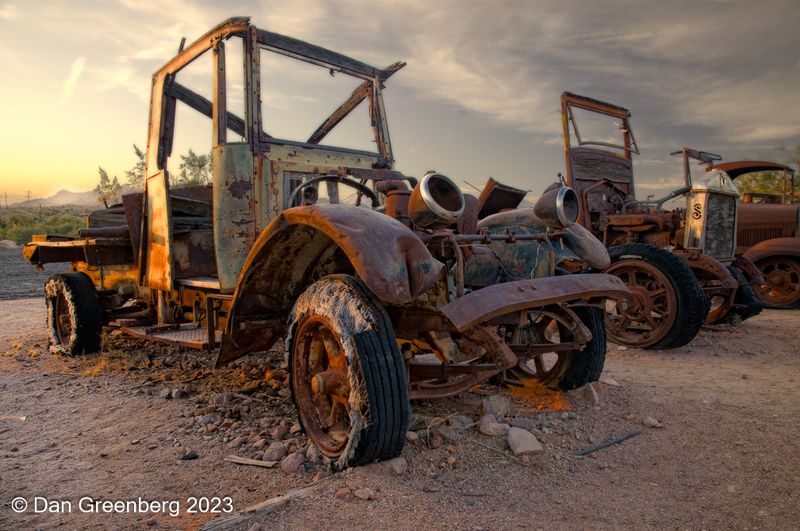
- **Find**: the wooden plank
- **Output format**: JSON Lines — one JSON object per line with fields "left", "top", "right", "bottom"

{"left": 166, "top": 82, "right": 246, "bottom": 139}
{"left": 223, "top": 455, "right": 278, "bottom": 468}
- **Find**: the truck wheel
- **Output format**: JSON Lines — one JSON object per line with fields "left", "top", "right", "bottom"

{"left": 753, "top": 256, "right": 800, "bottom": 308}
{"left": 717, "top": 266, "right": 763, "bottom": 323}
{"left": 603, "top": 243, "right": 708, "bottom": 349}
{"left": 44, "top": 272, "right": 103, "bottom": 356}
{"left": 510, "top": 306, "right": 605, "bottom": 391}
{"left": 288, "top": 275, "right": 410, "bottom": 470}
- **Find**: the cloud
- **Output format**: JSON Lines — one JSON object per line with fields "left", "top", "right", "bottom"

{"left": 0, "top": 1, "right": 19, "bottom": 20}
{"left": 60, "top": 56, "right": 86, "bottom": 104}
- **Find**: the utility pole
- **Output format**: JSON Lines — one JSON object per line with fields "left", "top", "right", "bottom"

{"left": 26, "top": 190, "right": 31, "bottom": 202}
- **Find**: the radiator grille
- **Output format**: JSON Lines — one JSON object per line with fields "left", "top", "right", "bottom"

{"left": 738, "top": 226, "right": 784, "bottom": 247}
{"left": 704, "top": 193, "right": 736, "bottom": 259}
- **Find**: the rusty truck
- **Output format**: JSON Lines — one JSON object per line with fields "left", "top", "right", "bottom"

{"left": 559, "top": 93, "right": 763, "bottom": 350}
{"left": 709, "top": 161, "right": 800, "bottom": 307}
{"left": 24, "top": 18, "right": 629, "bottom": 468}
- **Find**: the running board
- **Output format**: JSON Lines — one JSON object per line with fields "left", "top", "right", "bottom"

{"left": 120, "top": 323, "right": 221, "bottom": 350}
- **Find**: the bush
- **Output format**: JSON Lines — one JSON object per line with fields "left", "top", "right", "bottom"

{"left": 0, "top": 206, "right": 86, "bottom": 244}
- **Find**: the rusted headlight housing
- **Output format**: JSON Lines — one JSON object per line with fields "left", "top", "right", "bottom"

{"left": 408, "top": 171, "right": 465, "bottom": 229}
{"left": 534, "top": 182, "right": 579, "bottom": 228}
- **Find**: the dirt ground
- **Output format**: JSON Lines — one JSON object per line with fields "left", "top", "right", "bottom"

{"left": 1, "top": 290, "right": 799, "bottom": 529}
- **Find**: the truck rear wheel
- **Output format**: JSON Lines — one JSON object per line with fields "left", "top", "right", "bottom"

{"left": 44, "top": 272, "right": 103, "bottom": 356}
{"left": 288, "top": 275, "right": 410, "bottom": 470}
{"left": 753, "top": 256, "right": 800, "bottom": 308}
{"left": 603, "top": 244, "right": 708, "bottom": 349}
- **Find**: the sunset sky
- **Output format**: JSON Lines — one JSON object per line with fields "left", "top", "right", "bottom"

{"left": 1, "top": 0, "right": 798, "bottom": 203}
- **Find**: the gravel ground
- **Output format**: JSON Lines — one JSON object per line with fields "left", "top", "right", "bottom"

{"left": 0, "top": 258, "right": 799, "bottom": 530}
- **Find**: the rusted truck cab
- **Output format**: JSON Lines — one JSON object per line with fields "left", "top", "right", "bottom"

{"left": 710, "top": 161, "right": 800, "bottom": 307}
{"left": 25, "top": 18, "right": 630, "bottom": 468}
{"left": 560, "top": 92, "right": 763, "bottom": 350}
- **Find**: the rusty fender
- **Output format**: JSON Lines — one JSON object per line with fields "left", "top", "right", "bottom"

{"left": 216, "top": 204, "right": 444, "bottom": 365}
{"left": 440, "top": 273, "right": 630, "bottom": 332}
{"left": 743, "top": 237, "right": 800, "bottom": 264}
{"left": 673, "top": 250, "right": 737, "bottom": 295}
{"left": 732, "top": 255, "right": 765, "bottom": 285}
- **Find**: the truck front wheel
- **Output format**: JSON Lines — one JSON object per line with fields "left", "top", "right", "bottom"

{"left": 288, "top": 275, "right": 410, "bottom": 470}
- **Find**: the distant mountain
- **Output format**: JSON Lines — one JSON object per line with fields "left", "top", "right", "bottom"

{"left": 13, "top": 186, "right": 138, "bottom": 207}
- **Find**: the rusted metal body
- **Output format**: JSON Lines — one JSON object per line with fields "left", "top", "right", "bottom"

{"left": 561, "top": 92, "right": 759, "bottom": 330}
{"left": 24, "top": 18, "right": 631, "bottom": 430}
{"left": 709, "top": 161, "right": 800, "bottom": 307}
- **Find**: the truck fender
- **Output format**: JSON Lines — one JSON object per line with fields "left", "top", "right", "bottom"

{"left": 743, "top": 237, "right": 800, "bottom": 264}
{"left": 216, "top": 204, "right": 444, "bottom": 365}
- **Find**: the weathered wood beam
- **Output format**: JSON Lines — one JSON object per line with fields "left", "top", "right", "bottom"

{"left": 166, "top": 82, "right": 247, "bottom": 139}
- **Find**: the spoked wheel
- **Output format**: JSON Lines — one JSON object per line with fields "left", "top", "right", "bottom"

{"left": 44, "top": 272, "right": 103, "bottom": 355}
{"left": 754, "top": 256, "right": 800, "bottom": 308}
{"left": 603, "top": 244, "right": 708, "bottom": 350}
{"left": 508, "top": 306, "right": 606, "bottom": 391}
{"left": 289, "top": 275, "right": 409, "bottom": 470}
{"left": 292, "top": 317, "right": 354, "bottom": 457}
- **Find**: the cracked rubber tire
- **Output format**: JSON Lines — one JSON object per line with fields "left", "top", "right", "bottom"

{"left": 553, "top": 306, "right": 606, "bottom": 391}
{"left": 45, "top": 272, "right": 103, "bottom": 355}
{"left": 720, "top": 265, "right": 763, "bottom": 323}
{"left": 605, "top": 243, "right": 709, "bottom": 350}
{"left": 288, "top": 275, "right": 410, "bottom": 470}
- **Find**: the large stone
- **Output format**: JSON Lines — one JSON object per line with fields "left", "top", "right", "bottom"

{"left": 449, "top": 415, "right": 474, "bottom": 429}
{"left": 481, "top": 396, "right": 511, "bottom": 419}
{"left": 478, "top": 414, "right": 510, "bottom": 437}
{"left": 511, "top": 417, "right": 537, "bottom": 431}
{"left": 280, "top": 452, "right": 305, "bottom": 473}
{"left": 263, "top": 442, "right": 288, "bottom": 462}
{"left": 507, "top": 427, "right": 544, "bottom": 455}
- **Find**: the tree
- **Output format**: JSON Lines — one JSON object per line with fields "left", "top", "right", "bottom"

{"left": 735, "top": 144, "right": 799, "bottom": 200}
{"left": 176, "top": 149, "right": 212, "bottom": 186}
{"left": 125, "top": 144, "right": 146, "bottom": 189}
{"left": 95, "top": 167, "right": 121, "bottom": 208}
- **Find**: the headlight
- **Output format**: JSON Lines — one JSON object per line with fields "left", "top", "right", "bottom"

{"left": 534, "top": 182, "right": 579, "bottom": 228}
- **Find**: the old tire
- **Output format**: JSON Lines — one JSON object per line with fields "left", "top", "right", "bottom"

{"left": 719, "top": 266, "right": 763, "bottom": 323}
{"left": 510, "top": 306, "right": 606, "bottom": 391}
{"left": 45, "top": 272, "right": 103, "bottom": 355}
{"left": 603, "top": 243, "right": 708, "bottom": 350}
{"left": 753, "top": 256, "right": 800, "bottom": 308}
{"left": 288, "top": 275, "right": 410, "bottom": 470}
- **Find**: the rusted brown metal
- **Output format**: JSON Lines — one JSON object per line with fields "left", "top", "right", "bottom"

{"left": 441, "top": 274, "right": 629, "bottom": 332}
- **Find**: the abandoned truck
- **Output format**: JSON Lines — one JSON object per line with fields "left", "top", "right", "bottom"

{"left": 710, "top": 161, "right": 800, "bottom": 308}
{"left": 24, "top": 18, "right": 630, "bottom": 468}
{"left": 560, "top": 93, "right": 763, "bottom": 350}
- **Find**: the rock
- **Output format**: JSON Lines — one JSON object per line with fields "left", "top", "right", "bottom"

{"left": 263, "top": 441, "right": 288, "bottom": 461}
{"left": 334, "top": 486, "right": 351, "bottom": 500}
{"left": 642, "top": 416, "right": 663, "bottom": 429}
{"left": 290, "top": 422, "right": 302, "bottom": 434}
{"left": 449, "top": 415, "right": 474, "bottom": 429}
{"left": 435, "top": 425, "right": 461, "bottom": 443}
{"left": 199, "top": 414, "right": 223, "bottom": 426}
{"left": 252, "top": 438, "right": 267, "bottom": 450}
{"left": 481, "top": 395, "right": 510, "bottom": 419}
{"left": 572, "top": 383, "right": 599, "bottom": 406}
{"left": 507, "top": 427, "right": 544, "bottom": 455}
{"left": 353, "top": 487, "right": 375, "bottom": 500}
{"left": 213, "top": 393, "right": 231, "bottom": 406}
{"left": 617, "top": 345, "right": 628, "bottom": 351}
{"left": 446, "top": 455, "right": 457, "bottom": 466}
{"left": 160, "top": 388, "right": 172, "bottom": 399}
{"left": 305, "top": 444, "right": 322, "bottom": 464}
{"left": 178, "top": 450, "right": 199, "bottom": 461}
{"left": 239, "top": 381, "right": 260, "bottom": 394}
{"left": 271, "top": 425, "right": 290, "bottom": 439}
{"left": 429, "top": 433, "right": 444, "bottom": 449}
{"left": 599, "top": 376, "right": 620, "bottom": 387}
{"left": 280, "top": 452, "right": 305, "bottom": 473}
{"left": 227, "top": 436, "right": 246, "bottom": 448}
{"left": 384, "top": 456, "right": 408, "bottom": 476}
{"left": 511, "top": 417, "right": 537, "bottom": 431}
{"left": 170, "top": 388, "right": 185, "bottom": 399}
{"left": 246, "top": 524, "right": 264, "bottom": 531}
{"left": 405, "top": 431, "right": 419, "bottom": 443}
{"left": 478, "top": 414, "right": 510, "bottom": 437}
